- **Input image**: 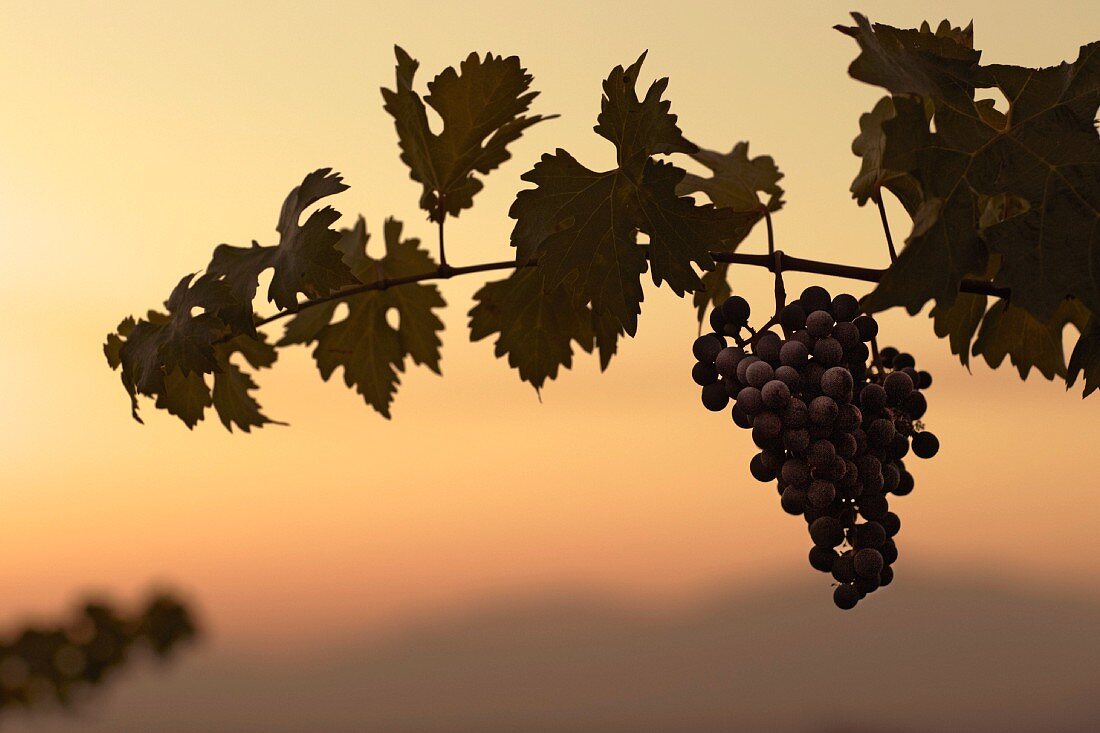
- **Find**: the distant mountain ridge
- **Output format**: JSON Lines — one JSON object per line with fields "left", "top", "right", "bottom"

{"left": 8, "top": 571, "right": 1100, "bottom": 733}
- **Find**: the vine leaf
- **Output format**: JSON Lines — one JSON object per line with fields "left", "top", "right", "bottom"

{"left": 268, "top": 168, "right": 358, "bottom": 310}
{"left": 930, "top": 291, "right": 986, "bottom": 368}
{"left": 507, "top": 53, "right": 742, "bottom": 381}
{"left": 206, "top": 168, "right": 358, "bottom": 314}
{"left": 1068, "top": 316, "right": 1100, "bottom": 396}
{"left": 675, "top": 142, "right": 785, "bottom": 322}
{"left": 843, "top": 14, "right": 1100, "bottom": 395}
{"left": 212, "top": 334, "right": 281, "bottom": 432}
{"left": 850, "top": 96, "right": 925, "bottom": 215}
{"left": 382, "top": 47, "right": 555, "bottom": 221}
{"left": 971, "top": 298, "right": 1090, "bottom": 380}
{"left": 278, "top": 217, "right": 445, "bottom": 418}
{"left": 469, "top": 268, "right": 594, "bottom": 390}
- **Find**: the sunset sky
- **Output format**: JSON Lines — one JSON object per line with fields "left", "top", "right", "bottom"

{"left": 1, "top": 0, "right": 1098, "bottom": 673}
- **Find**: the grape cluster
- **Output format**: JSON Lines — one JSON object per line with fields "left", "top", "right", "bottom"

{"left": 691, "top": 286, "right": 939, "bottom": 609}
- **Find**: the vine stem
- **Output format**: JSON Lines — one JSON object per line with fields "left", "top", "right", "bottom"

{"left": 874, "top": 191, "right": 898, "bottom": 263}
{"left": 247, "top": 250, "right": 1009, "bottom": 332}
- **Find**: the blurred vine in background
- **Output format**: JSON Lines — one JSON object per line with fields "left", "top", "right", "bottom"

{"left": 0, "top": 594, "right": 196, "bottom": 714}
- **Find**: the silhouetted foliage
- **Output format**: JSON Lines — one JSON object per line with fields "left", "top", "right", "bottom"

{"left": 104, "top": 15, "right": 1100, "bottom": 429}
{"left": 0, "top": 594, "right": 196, "bottom": 714}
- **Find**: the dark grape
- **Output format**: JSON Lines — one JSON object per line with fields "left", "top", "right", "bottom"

{"left": 879, "top": 512, "right": 901, "bottom": 537}
{"left": 854, "top": 521, "right": 886, "bottom": 549}
{"left": 754, "top": 331, "right": 783, "bottom": 365}
{"left": 781, "top": 458, "right": 811, "bottom": 488}
{"left": 809, "top": 516, "right": 845, "bottom": 547}
{"left": 721, "top": 295, "right": 751, "bottom": 324}
{"left": 714, "top": 347, "right": 744, "bottom": 378}
{"left": 833, "top": 320, "right": 861, "bottom": 349}
{"left": 893, "top": 352, "right": 916, "bottom": 370}
{"left": 749, "top": 453, "right": 776, "bottom": 482}
{"left": 831, "top": 293, "right": 860, "bottom": 322}
{"left": 807, "top": 480, "right": 836, "bottom": 509}
{"left": 879, "top": 565, "right": 894, "bottom": 587}
{"left": 854, "top": 314, "right": 878, "bottom": 341}
{"left": 736, "top": 386, "right": 763, "bottom": 415}
{"left": 821, "top": 366, "right": 854, "bottom": 402}
{"left": 883, "top": 371, "right": 914, "bottom": 403}
{"left": 809, "top": 546, "right": 837, "bottom": 572}
{"left": 732, "top": 403, "right": 754, "bottom": 429}
{"left": 882, "top": 462, "right": 900, "bottom": 492}
{"left": 701, "top": 382, "right": 729, "bottom": 411}
{"left": 917, "top": 370, "right": 933, "bottom": 389}
{"left": 837, "top": 403, "right": 862, "bottom": 432}
{"left": 902, "top": 390, "right": 928, "bottom": 419}
{"left": 780, "top": 302, "right": 807, "bottom": 331}
{"left": 854, "top": 548, "right": 884, "bottom": 578}
{"left": 780, "top": 486, "right": 807, "bottom": 515}
{"left": 709, "top": 306, "right": 727, "bottom": 333}
{"left": 746, "top": 360, "right": 775, "bottom": 388}
{"left": 809, "top": 396, "right": 838, "bottom": 426}
{"left": 736, "top": 355, "right": 760, "bottom": 384}
{"left": 774, "top": 365, "right": 801, "bottom": 388}
{"left": 834, "top": 432, "right": 857, "bottom": 459}
{"left": 800, "top": 286, "right": 832, "bottom": 314}
{"left": 879, "top": 346, "right": 899, "bottom": 367}
{"left": 806, "top": 310, "right": 835, "bottom": 338}
{"left": 692, "top": 361, "right": 719, "bottom": 386}
{"left": 753, "top": 411, "right": 783, "bottom": 441}
{"left": 761, "top": 379, "right": 791, "bottom": 409}
{"left": 782, "top": 428, "right": 811, "bottom": 453}
{"left": 858, "top": 494, "right": 889, "bottom": 521}
{"left": 912, "top": 431, "right": 940, "bottom": 459}
{"left": 834, "top": 583, "right": 860, "bottom": 610}
{"left": 856, "top": 574, "right": 881, "bottom": 595}
{"left": 692, "top": 334, "right": 724, "bottom": 362}
{"left": 779, "top": 340, "right": 810, "bottom": 368}
{"left": 807, "top": 439, "right": 837, "bottom": 469}
{"left": 859, "top": 383, "right": 887, "bottom": 414}
{"left": 813, "top": 337, "right": 844, "bottom": 366}
{"left": 868, "top": 418, "right": 896, "bottom": 447}
{"left": 881, "top": 539, "right": 898, "bottom": 564}
{"left": 892, "top": 470, "right": 914, "bottom": 496}
{"left": 832, "top": 552, "right": 856, "bottom": 583}
{"left": 783, "top": 398, "right": 809, "bottom": 428}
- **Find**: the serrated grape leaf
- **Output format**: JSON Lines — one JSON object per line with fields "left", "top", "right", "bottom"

{"left": 469, "top": 266, "right": 595, "bottom": 390}
{"left": 107, "top": 273, "right": 236, "bottom": 423}
{"left": 279, "top": 217, "right": 445, "bottom": 418}
{"left": 976, "top": 48, "right": 1100, "bottom": 321}
{"left": 846, "top": 18, "right": 1100, "bottom": 352}
{"left": 1067, "top": 316, "right": 1100, "bottom": 396}
{"left": 930, "top": 291, "right": 986, "bottom": 368}
{"left": 593, "top": 52, "right": 696, "bottom": 170}
{"left": 972, "top": 298, "right": 1091, "bottom": 380}
{"left": 212, "top": 334, "right": 281, "bottom": 432}
{"left": 382, "top": 47, "right": 554, "bottom": 221}
{"left": 675, "top": 142, "right": 785, "bottom": 322}
{"left": 155, "top": 368, "right": 211, "bottom": 429}
{"left": 510, "top": 55, "right": 741, "bottom": 349}
{"left": 850, "top": 96, "right": 926, "bottom": 215}
{"left": 836, "top": 13, "right": 983, "bottom": 105}
{"left": 267, "top": 168, "right": 358, "bottom": 310}
{"left": 205, "top": 241, "right": 273, "bottom": 337}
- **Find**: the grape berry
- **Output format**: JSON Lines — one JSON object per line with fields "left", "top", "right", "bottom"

{"left": 691, "top": 286, "right": 939, "bottom": 610}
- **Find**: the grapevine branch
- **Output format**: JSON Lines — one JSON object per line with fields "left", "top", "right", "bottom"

{"left": 249, "top": 250, "right": 1010, "bottom": 332}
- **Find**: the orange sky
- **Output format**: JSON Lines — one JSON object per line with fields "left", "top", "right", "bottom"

{"left": 1, "top": 0, "right": 1098, "bottom": 651}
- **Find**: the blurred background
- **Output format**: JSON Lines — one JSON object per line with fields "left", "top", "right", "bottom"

{"left": 1, "top": 0, "right": 1098, "bottom": 730}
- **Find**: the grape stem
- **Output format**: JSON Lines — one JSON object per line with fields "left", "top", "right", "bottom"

{"left": 772, "top": 250, "right": 787, "bottom": 331}
{"left": 874, "top": 191, "right": 898, "bottom": 263}
{"left": 247, "top": 249, "right": 1009, "bottom": 332}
